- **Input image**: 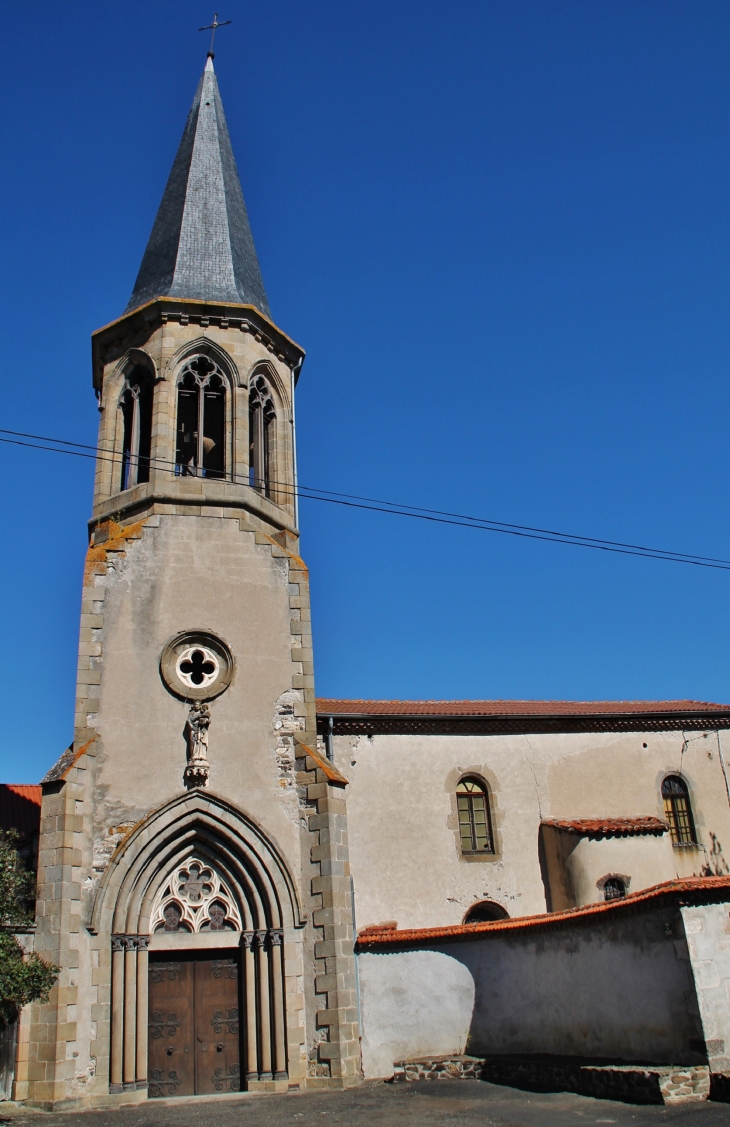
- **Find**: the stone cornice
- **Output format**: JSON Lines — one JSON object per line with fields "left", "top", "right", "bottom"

{"left": 91, "top": 297, "right": 305, "bottom": 393}
{"left": 88, "top": 481, "right": 299, "bottom": 537}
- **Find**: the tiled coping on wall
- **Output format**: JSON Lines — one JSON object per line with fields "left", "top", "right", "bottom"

{"left": 358, "top": 875, "right": 730, "bottom": 949}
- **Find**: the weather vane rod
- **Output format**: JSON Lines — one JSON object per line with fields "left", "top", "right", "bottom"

{"left": 198, "top": 13, "right": 232, "bottom": 57}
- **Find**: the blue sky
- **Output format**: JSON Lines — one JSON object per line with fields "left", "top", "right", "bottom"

{"left": 2, "top": 1, "right": 730, "bottom": 782}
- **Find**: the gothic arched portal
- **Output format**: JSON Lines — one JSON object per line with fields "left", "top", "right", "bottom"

{"left": 91, "top": 792, "right": 303, "bottom": 1096}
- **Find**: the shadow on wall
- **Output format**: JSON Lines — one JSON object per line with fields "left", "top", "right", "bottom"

{"left": 358, "top": 902, "right": 711, "bottom": 1080}
{"left": 701, "top": 834, "right": 730, "bottom": 877}
{"left": 448, "top": 906, "right": 705, "bottom": 1065}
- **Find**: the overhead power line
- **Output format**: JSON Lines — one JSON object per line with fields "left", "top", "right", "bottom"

{"left": 0, "top": 426, "right": 728, "bottom": 572}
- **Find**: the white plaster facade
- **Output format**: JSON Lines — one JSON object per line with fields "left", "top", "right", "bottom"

{"left": 332, "top": 728, "right": 730, "bottom": 931}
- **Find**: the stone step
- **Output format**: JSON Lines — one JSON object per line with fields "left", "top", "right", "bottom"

{"left": 391, "top": 1057, "right": 483, "bottom": 1082}
{"left": 391, "top": 1055, "right": 712, "bottom": 1105}
{"left": 581, "top": 1065, "right": 709, "bottom": 1105}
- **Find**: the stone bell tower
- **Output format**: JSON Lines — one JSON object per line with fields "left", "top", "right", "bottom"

{"left": 25, "top": 55, "right": 361, "bottom": 1108}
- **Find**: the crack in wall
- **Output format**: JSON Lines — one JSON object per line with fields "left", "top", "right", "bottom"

{"left": 523, "top": 734, "right": 544, "bottom": 819}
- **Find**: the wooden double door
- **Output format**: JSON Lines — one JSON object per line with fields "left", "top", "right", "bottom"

{"left": 148, "top": 951, "right": 240, "bottom": 1098}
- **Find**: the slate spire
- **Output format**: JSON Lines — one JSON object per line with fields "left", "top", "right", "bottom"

{"left": 125, "top": 56, "right": 270, "bottom": 317}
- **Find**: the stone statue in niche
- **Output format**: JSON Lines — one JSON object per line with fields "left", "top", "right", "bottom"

{"left": 184, "top": 701, "right": 211, "bottom": 788}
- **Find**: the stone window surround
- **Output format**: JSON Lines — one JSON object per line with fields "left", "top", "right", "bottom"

{"left": 159, "top": 630, "right": 234, "bottom": 703}
{"left": 446, "top": 768, "right": 502, "bottom": 863}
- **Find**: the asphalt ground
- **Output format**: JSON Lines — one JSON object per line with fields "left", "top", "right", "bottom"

{"left": 2, "top": 1080, "right": 730, "bottom": 1127}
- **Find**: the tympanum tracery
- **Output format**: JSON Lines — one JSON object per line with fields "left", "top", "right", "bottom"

{"left": 151, "top": 859, "right": 242, "bottom": 933}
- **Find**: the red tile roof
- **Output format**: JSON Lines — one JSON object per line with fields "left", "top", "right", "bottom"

{"left": 355, "top": 875, "right": 730, "bottom": 950}
{"left": 0, "top": 785, "right": 42, "bottom": 838}
{"left": 542, "top": 817, "right": 668, "bottom": 838}
{"left": 317, "top": 698, "right": 729, "bottom": 718}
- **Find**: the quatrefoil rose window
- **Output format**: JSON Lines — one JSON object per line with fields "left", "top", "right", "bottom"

{"left": 176, "top": 646, "right": 219, "bottom": 690}
{"left": 160, "top": 630, "right": 233, "bottom": 701}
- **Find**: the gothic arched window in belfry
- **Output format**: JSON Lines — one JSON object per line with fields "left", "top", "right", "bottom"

{"left": 249, "top": 374, "right": 276, "bottom": 496}
{"left": 119, "top": 366, "right": 153, "bottom": 491}
{"left": 175, "top": 356, "right": 226, "bottom": 478}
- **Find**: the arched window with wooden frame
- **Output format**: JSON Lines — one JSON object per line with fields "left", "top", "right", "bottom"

{"left": 174, "top": 355, "right": 227, "bottom": 479}
{"left": 249, "top": 374, "right": 276, "bottom": 497}
{"left": 119, "top": 365, "right": 153, "bottom": 491}
{"left": 457, "top": 777, "right": 494, "bottom": 854}
{"left": 662, "top": 775, "right": 697, "bottom": 846}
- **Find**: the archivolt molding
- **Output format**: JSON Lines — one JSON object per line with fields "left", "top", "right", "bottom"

{"left": 163, "top": 336, "right": 240, "bottom": 389}
{"left": 90, "top": 790, "right": 304, "bottom": 937}
{"left": 246, "top": 358, "right": 290, "bottom": 413}
{"left": 105, "top": 348, "right": 158, "bottom": 404}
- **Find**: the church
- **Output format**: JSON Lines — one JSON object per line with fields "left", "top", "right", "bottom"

{"left": 8, "top": 53, "right": 730, "bottom": 1108}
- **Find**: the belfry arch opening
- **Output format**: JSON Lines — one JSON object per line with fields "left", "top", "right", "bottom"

{"left": 175, "top": 355, "right": 227, "bottom": 479}
{"left": 119, "top": 365, "right": 153, "bottom": 490}
{"left": 249, "top": 373, "right": 276, "bottom": 496}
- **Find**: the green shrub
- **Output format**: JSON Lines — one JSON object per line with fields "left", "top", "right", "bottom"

{"left": 0, "top": 831, "right": 58, "bottom": 1026}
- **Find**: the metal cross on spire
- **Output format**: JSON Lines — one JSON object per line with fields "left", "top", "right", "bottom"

{"left": 198, "top": 13, "right": 232, "bottom": 57}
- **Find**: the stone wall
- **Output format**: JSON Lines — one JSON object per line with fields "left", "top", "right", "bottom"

{"left": 27, "top": 296, "right": 361, "bottom": 1106}
{"left": 681, "top": 903, "right": 730, "bottom": 1074}
{"left": 357, "top": 900, "right": 717, "bottom": 1079}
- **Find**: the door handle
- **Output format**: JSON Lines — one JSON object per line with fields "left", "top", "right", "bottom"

{"left": 166, "top": 1047, "right": 174, "bottom": 1055}
{"left": 217, "top": 1043, "right": 224, "bottom": 1052}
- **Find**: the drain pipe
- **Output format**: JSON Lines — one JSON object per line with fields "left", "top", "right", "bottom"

{"left": 717, "top": 731, "right": 730, "bottom": 810}
{"left": 351, "top": 874, "right": 363, "bottom": 1070}
{"left": 324, "top": 716, "right": 334, "bottom": 763}
{"left": 291, "top": 357, "right": 303, "bottom": 531}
